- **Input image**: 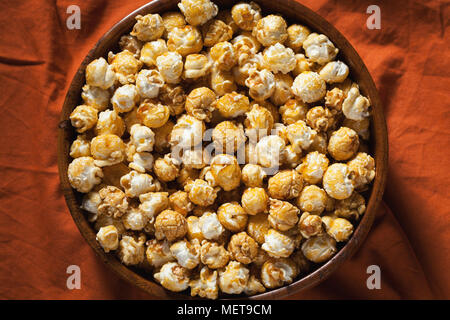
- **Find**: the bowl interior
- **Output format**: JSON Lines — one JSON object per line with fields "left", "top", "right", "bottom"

{"left": 58, "top": 0, "right": 388, "bottom": 299}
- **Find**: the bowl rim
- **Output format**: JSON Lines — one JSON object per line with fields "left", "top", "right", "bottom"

{"left": 58, "top": 0, "right": 388, "bottom": 300}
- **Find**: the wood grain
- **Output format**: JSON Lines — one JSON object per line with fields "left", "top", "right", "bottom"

{"left": 58, "top": 0, "right": 388, "bottom": 300}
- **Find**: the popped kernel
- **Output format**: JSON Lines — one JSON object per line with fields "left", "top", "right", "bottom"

{"left": 181, "top": 148, "right": 210, "bottom": 170}
{"left": 210, "top": 67, "right": 237, "bottom": 96}
{"left": 120, "top": 170, "right": 161, "bottom": 198}
{"left": 322, "top": 215, "right": 354, "bottom": 242}
{"left": 268, "top": 170, "right": 303, "bottom": 200}
{"left": 185, "top": 179, "right": 218, "bottom": 207}
{"left": 284, "top": 144, "right": 302, "bottom": 168}
{"left": 210, "top": 154, "right": 242, "bottom": 191}
{"left": 186, "top": 216, "right": 205, "bottom": 241}
{"left": 342, "top": 84, "right": 370, "bottom": 121}
{"left": 325, "top": 87, "right": 345, "bottom": 112}
{"left": 158, "top": 84, "right": 186, "bottom": 116}
{"left": 323, "top": 163, "right": 354, "bottom": 200}
{"left": 241, "top": 187, "right": 269, "bottom": 215}
{"left": 97, "top": 186, "right": 128, "bottom": 218}
{"left": 342, "top": 118, "right": 370, "bottom": 141}
{"left": 268, "top": 198, "right": 300, "bottom": 231}
{"left": 70, "top": 104, "right": 98, "bottom": 133}
{"left": 136, "top": 69, "right": 165, "bottom": 99}
{"left": 210, "top": 41, "right": 237, "bottom": 71}
{"left": 256, "top": 135, "right": 286, "bottom": 168}
{"left": 177, "top": 166, "right": 200, "bottom": 187}
{"left": 271, "top": 73, "right": 294, "bottom": 106}
{"left": 297, "top": 185, "right": 328, "bottom": 215}
{"left": 153, "top": 154, "right": 180, "bottom": 182}
{"left": 85, "top": 57, "right": 116, "bottom": 89}
{"left": 130, "top": 124, "right": 155, "bottom": 153}
{"left": 279, "top": 99, "right": 308, "bottom": 125}
{"left": 108, "top": 50, "right": 143, "bottom": 85}
{"left": 145, "top": 239, "right": 175, "bottom": 268}
{"left": 70, "top": 134, "right": 91, "bottom": 158}
{"left": 183, "top": 53, "right": 213, "bottom": 79}
{"left": 303, "top": 33, "right": 338, "bottom": 65}
{"left": 244, "top": 103, "right": 274, "bottom": 138}
{"left": 155, "top": 51, "right": 183, "bottom": 84}
{"left": 212, "top": 120, "right": 246, "bottom": 154}
{"left": 217, "top": 202, "right": 248, "bottom": 232}
{"left": 170, "top": 239, "right": 201, "bottom": 269}
{"left": 161, "top": 11, "right": 186, "bottom": 38}
{"left": 247, "top": 213, "right": 270, "bottom": 246}
{"left": 190, "top": 266, "right": 219, "bottom": 299}
{"left": 137, "top": 99, "right": 170, "bottom": 128}
{"left": 169, "top": 190, "right": 194, "bottom": 216}
{"left": 185, "top": 87, "right": 216, "bottom": 122}
{"left": 319, "top": 61, "right": 349, "bottom": 83}
{"left": 245, "top": 69, "right": 276, "bottom": 101}
{"left": 306, "top": 106, "right": 335, "bottom": 132}
{"left": 118, "top": 234, "right": 146, "bottom": 266}
{"left": 286, "top": 24, "right": 311, "bottom": 52}
{"left": 261, "top": 258, "right": 299, "bottom": 289}
{"left": 96, "top": 225, "right": 119, "bottom": 252}
{"left": 287, "top": 120, "right": 317, "bottom": 153}
{"left": 178, "top": 0, "right": 218, "bottom": 26}
{"left": 228, "top": 231, "right": 259, "bottom": 264}
{"left": 201, "top": 240, "right": 230, "bottom": 269}
{"left": 308, "top": 132, "right": 328, "bottom": 154}
{"left": 347, "top": 152, "right": 375, "bottom": 190}
{"left": 131, "top": 14, "right": 165, "bottom": 41}
{"left": 296, "top": 151, "right": 329, "bottom": 184}
{"left": 334, "top": 192, "right": 366, "bottom": 220}
{"left": 170, "top": 114, "right": 205, "bottom": 148}
{"left": 119, "top": 34, "right": 142, "bottom": 55}
{"left": 122, "top": 205, "right": 149, "bottom": 231}
{"left": 95, "top": 110, "right": 125, "bottom": 137}
{"left": 202, "top": 19, "right": 233, "bottom": 47}
{"left": 138, "top": 192, "right": 169, "bottom": 221}
{"left": 252, "top": 15, "right": 288, "bottom": 47}
{"left": 263, "top": 43, "right": 296, "bottom": 74}
{"left": 261, "top": 228, "right": 295, "bottom": 258}
{"left": 244, "top": 275, "right": 266, "bottom": 295}
{"left": 291, "top": 71, "right": 326, "bottom": 103}
{"left": 218, "top": 261, "right": 249, "bottom": 294}
{"left": 154, "top": 209, "right": 188, "bottom": 241}
{"left": 292, "top": 53, "right": 313, "bottom": 77}
{"left": 81, "top": 84, "right": 110, "bottom": 111}
{"left": 216, "top": 92, "right": 250, "bottom": 118}
{"left": 231, "top": 2, "right": 262, "bottom": 31}
{"left": 167, "top": 25, "right": 203, "bottom": 56}
{"left": 90, "top": 134, "right": 126, "bottom": 167}
{"left": 241, "top": 164, "right": 267, "bottom": 188}
{"left": 328, "top": 127, "right": 359, "bottom": 161}
{"left": 154, "top": 262, "right": 190, "bottom": 292}
{"left": 111, "top": 84, "right": 140, "bottom": 113}
{"left": 153, "top": 120, "right": 174, "bottom": 153}
{"left": 217, "top": 9, "right": 239, "bottom": 33}
{"left": 301, "top": 234, "right": 336, "bottom": 263}
{"left": 298, "top": 212, "right": 323, "bottom": 238}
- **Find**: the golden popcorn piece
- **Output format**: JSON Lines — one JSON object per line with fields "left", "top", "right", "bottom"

{"left": 118, "top": 234, "right": 146, "bottom": 266}
{"left": 323, "top": 163, "right": 355, "bottom": 200}
{"left": 131, "top": 14, "right": 165, "bottom": 42}
{"left": 301, "top": 234, "right": 336, "bottom": 263}
{"left": 161, "top": 11, "right": 186, "bottom": 38}
{"left": 322, "top": 215, "right": 354, "bottom": 242}
{"left": 181, "top": 148, "right": 210, "bottom": 170}
{"left": 231, "top": 2, "right": 261, "bottom": 31}
{"left": 136, "top": 69, "right": 165, "bottom": 99}
{"left": 291, "top": 71, "right": 326, "bottom": 103}
{"left": 343, "top": 118, "right": 370, "bottom": 141}
{"left": 70, "top": 134, "right": 91, "bottom": 158}
{"left": 167, "top": 25, "right": 203, "bottom": 56}
{"left": 85, "top": 57, "right": 116, "bottom": 89}
{"left": 170, "top": 239, "right": 201, "bottom": 269}
{"left": 261, "top": 228, "right": 295, "bottom": 258}
{"left": 95, "top": 110, "right": 125, "bottom": 137}
{"left": 190, "top": 266, "right": 219, "bottom": 299}
{"left": 210, "top": 66, "right": 237, "bottom": 96}
{"left": 286, "top": 24, "right": 311, "bottom": 52}
{"left": 154, "top": 209, "right": 187, "bottom": 241}
{"left": 200, "top": 240, "right": 230, "bottom": 269}
{"left": 96, "top": 225, "right": 119, "bottom": 253}
{"left": 268, "top": 198, "right": 300, "bottom": 231}
{"left": 296, "top": 151, "right": 329, "bottom": 185}
{"left": 228, "top": 231, "right": 259, "bottom": 264}
{"left": 348, "top": 152, "right": 375, "bottom": 190}
{"left": 150, "top": 120, "right": 173, "bottom": 154}
{"left": 244, "top": 103, "right": 274, "bottom": 139}
{"left": 328, "top": 127, "right": 360, "bottom": 161}
{"left": 138, "top": 192, "right": 169, "bottom": 221}
{"left": 263, "top": 43, "right": 296, "bottom": 74}
{"left": 270, "top": 73, "right": 294, "bottom": 106}
{"left": 145, "top": 239, "right": 175, "bottom": 268}
{"left": 245, "top": 69, "right": 276, "bottom": 102}
{"left": 256, "top": 135, "right": 286, "bottom": 168}
{"left": 216, "top": 92, "right": 250, "bottom": 118}
{"left": 210, "top": 154, "right": 241, "bottom": 191}
{"left": 292, "top": 53, "right": 313, "bottom": 77}
{"left": 252, "top": 14, "right": 288, "bottom": 47}
{"left": 298, "top": 212, "right": 323, "bottom": 238}
{"left": 306, "top": 106, "right": 335, "bottom": 132}
{"left": 297, "top": 185, "right": 329, "bottom": 215}
{"left": 90, "top": 134, "right": 126, "bottom": 167}
{"left": 319, "top": 61, "right": 349, "bottom": 83}
{"left": 241, "top": 187, "right": 268, "bottom": 215}
{"left": 170, "top": 114, "right": 205, "bottom": 149}
{"left": 325, "top": 87, "right": 345, "bottom": 112}
{"left": 308, "top": 132, "right": 328, "bottom": 154}
{"left": 218, "top": 261, "right": 249, "bottom": 294}
{"left": 120, "top": 170, "right": 160, "bottom": 198}
{"left": 246, "top": 213, "right": 270, "bottom": 248}
{"left": 241, "top": 164, "right": 266, "bottom": 188}
{"left": 198, "top": 212, "right": 225, "bottom": 241}
{"left": 342, "top": 84, "right": 371, "bottom": 121}
{"left": 210, "top": 41, "right": 237, "bottom": 71}
{"left": 130, "top": 124, "right": 155, "bottom": 153}
{"left": 177, "top": 165, "right": 200, "bottom": 187}
{"left": 212, "top": 120, "right": 246, "bottom": 154}
{"left": 119, "top": 34, "right": 142, "bottom": 56}
{"left": 284, "top": 144, "right": 302, "bottom": 168}
{"left": 186, "top": 215, "right": 205, "bottom": 241}
{"left": 154, "top": 261, "right": 190, "bottom": 292}
{"left": 70, "top": 104, "right": 98, "bottom": 133}
{"left": 137, "top": 99, "right": 170, "bottom": 129}
{"left": 183, "top": 53, "right": 213, "bottom": 79}
{"left": 153, "top": 154, "right": 180, "bottom": 182}
{"left": 68, "top": 156, "right": 103, "bottom": 193}
{"left": 155, "top": 51, "right": 183, "bottom": 84}
{"left": 169, "top": 190, "right": 194, "bottom": 216}
{"left": 139, "top": 39, "right": 168, "bottom": 68}
{"left": 334, "top": 191, "right": 366, "bottom": 220}
{"left": 159, "top": 84, "right": 186, "bottom": 116}
{"left": 185, "top": 179, "right": 218, "bottom": 207}
{"left": 108, "top": 50, "right": 143, "bottom": 85}
{"left": 232, "top": 32, "right": 261, "bottom": 62}
{"left": 202, "top": 19, "right": 233, "bottom": 47}
{"left": 244, "top": 274, "right": 266, "bottom": 295}
{"left": 178, "top": 0, "right": 218, "bottom": 26}
{"left": 268, "top": 170, "right": 303, "bottom": 200}
{"left": 111, "top": 84, "right": 140, "bottom": 114}
{"left": 217, "top": 202, "right": 248, "bottom": 232}
{"left": 121, "top": 205, "right": 149, "bottom": 231}
{"left": 185, "top": 87, "right": 216, "bottom": 122}
{"left": 261, "top": 258, "right": 299, "bottom": 289}
{"left": 81, "top": 84, "right": 110, "bottom": 111}
{"left": 287, "top": 120, "right": 317, "bottom": 154}
{"left": 303, "top": 33, "right": 338, "bottom": 65}
{"left": 279, "top": 99, "right": 308, "bottom": 126}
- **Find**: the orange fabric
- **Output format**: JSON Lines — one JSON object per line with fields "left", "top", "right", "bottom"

{"left": 0, "top": 0, "right": 448, "bottom": 300}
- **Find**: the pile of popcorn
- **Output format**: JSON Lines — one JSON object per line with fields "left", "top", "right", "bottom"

{"left": 67, "top": 0, "right": 375, "bottom": 299}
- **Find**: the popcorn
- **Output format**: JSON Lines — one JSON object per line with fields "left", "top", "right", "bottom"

{"left": 298, "top": 212, "right": 323, "bottom": 238}
{"left": 218, "top": 261, "right": 249, "bottom": 294}
{"left": 244, "top": 103, "right": 274, "bottom": 138}
{"left": 68, "top": 157, "right": 103, "bottom": 193}
{"left": 271, "top": 73, "right": 294, "bottom": 106}
{"left": 245, "top": 69, "right": 276, "bottom": 101}
{"left": 212, "top": 121, "right": 246, "bottom": 154}
{"left": 232, "top": 33, "right": 261, "bottom": 65}
{"left": 95, "top": 110, "right": 125, "bottom": 137}
{"left": 241, "top": 164, "right": 267, "bottom": 188}
{"left": 287, "top": 120, "right": 317, "bottom": 153}
{"left": 246, "top": 213, "right": 270, "bottom": 245}
{"left": 334, "top": 192, "right": 366, "bottom": 220}
{"left": 145, "top": 239, "right": 175, "bottom": 268}
{"left": 140, "top": 39, "right": 168, "bottom": 67}
{"left": 328, "top": 127, "right": 360, "bottom": 161}
{"left": 241, "top": 187, "right": 268, "bottom": 215}
{"left": 130, "top": 124, "right": 155, "bottom": 153}
{"left": 297, "top": 185, "right": 329, "bottom": 215}
{"left": 343, "top": 118, "right": 370, "bottom": 141}
{"left": 108, "top": 50, "right": 143, "bottom": 85}
{"left": 268, "top": 198, "right": 300, "bottom": 231}
{"left": 181, "top": 148, "right": 210, "bottom": 170}
{"left": 136, "top": 69, "right": 164, "bottom": 99}
{"left": 200, "top": 241, "right": 230, "bottom": 268}
{"left": 152, "top": 120, "right": 174, "bottom": 153}
{"left": 170, "top": 114, "right": 205, "bottom": 149}
{"left": 170, "top": 239, "right": 200, "bottom": 269}
{"left": 347, "top": 152, "right": 375, "bottom": 190}
{"left": 129, "top": 151, "right": 154, "bottom": 173}
{"left": 138, "top": 192, "right": 169, "bottom": 221}
{"left": 169, "top": 190, "right": 194, "bottom": 216}
{"left": 70, "top": 134, "right": 91, "bottom": 158}
{"left": 185, "top": 87, "right": 216, "bottom": 122}
{"left": 131, "top": 14, "right": 165, "bottom": 41}
{"left": 137, "top": 99, "right": 170, "bottom": 128}
{"left": 85, "top": 57, "right": 116, "bottom": 89}
{"left": 261, "top": 229, "right": 295, "bottom": 258}
{"left": 286, "top": 24, "right": 311, "bottom": 52}
{"left": 120, "top": 170, "right": 160, "bottom": 198}
{"left": 98, "top": 186, "right": 128, "bottom": 218}
{"left": 291, "top": 71, "right": 326, "bottom": 103}
{"left": 231, "top": 2, "right": 262, "bottom": 31}
{"left": 183, "top": 54, "right": 213, "bottom": 79}
{"left": 268, "top": 170, "right": 303, "bottom": 200}
{"left": 279, "top": 99, "right": 308, "bottom": 125}
{"left": 122, "top": 205, "right": 148, "bottom": 231}
{"left": 261, "top": 258, "right": 299, "bottom": 289}
{"left": 159, "top": 84, "right": 186, "bottom": 116}
{"left": 186, "top": 216, "right": 205, "bottom": 241}
{"left": 306, "top": 106, "right": 335, "bottom": 132}
{"left": 342, "top": 84, "right": 370, "bottom": 120}
{"left": 228, "top": 232, "right": 259, "bottom": 264}
{"left": 190, "top": 266, "right": 219, "bottom": 299}
{"left": 96, "top": 225, "right": 119, "bottom": 252}
{"left": 153, "top": 154, "right": 180, "bottom": 182}
{"left": 292, "top": 53, "right": 313, "bottom": 76}
{"left": 167, "top": 25, "right": 203, "bottom": 56}
{"left": 118, "top": 234, "right": 146, "bottom": 266}
{"left": 154, "top": 209, "right": 188, "bottom": 241}
{"left": 178, "top": 0, "right": 218, "bottom": 26}
{"left": 244, "top": 275, "right": 266, "bottom": 295}
{"left": 325, "top": 87, "right": 345, "bottom": 112}
{"left": 302, "top": 33, "right": 338, "bottom": 65}
{"left": 256, "top": 135, "right": 286, "bottom": 168}
{"left": 154, "top": 262, "right": 190, "bottom": 292}
{"left": 119, "top": 35, "right": 142, "bottom": 55}
{"left": 202, "top": 19, "right": 233, "bottom": 47}
{"left": 81, "top": 84, "right": 110, "bottom": 111}
{"left": 185, "top": 179, "right": 218, "bottom": 207}
{"left": 156, "top": 51, "right": 183, "bottom": 84}
{"left": 296, "top": 151, "right": 329, "bottom": 184}
{"left": 210, "top": 67, "right": 237, "bottom": 95}
{"left": 252, "top": 15, "right": 288, "bottom": 47}
{"left": 217, "top": 202, "right": 248, "bottom": 232}
{"left": 70, "top": 105, "right": 98, "bottom": 133}
{"left": 323, "top": 163, "right": 355, "bottom": 200}
{"left": 216, "top": 92, "right": 250, "bottom": 118}
{"left": 161, "top": 12, "right": 186, "bottom": 38}
{"left": 210, "top": 41, "right": 237, "bottom": 71}
{"left": 111, "top": 84, "right": 140, "bottom": 113}
{"left": 263, "top": 43, "right": 296, "bottom": 74}
{"left": 322, "top": 215, "right": 354, "bottom": 242}
{"left": 81, "top": 190, "right": 101, "bottom": 221}
{"left": 210, "top": 154, "right": 241, "bottom": 191}
{"left": 319, "top": 61, "right": 349, "bottom": 83}
{"left": 301, "top": 234, "right": 337, "bottom": 263}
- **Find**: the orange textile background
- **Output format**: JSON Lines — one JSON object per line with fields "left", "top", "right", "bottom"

{"left": 0, "top": 0, "right": 449, "bottom": 300}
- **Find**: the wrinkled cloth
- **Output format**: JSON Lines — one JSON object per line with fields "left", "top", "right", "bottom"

{"left": 0, "top": 0, "right": 448, "bottom": 299}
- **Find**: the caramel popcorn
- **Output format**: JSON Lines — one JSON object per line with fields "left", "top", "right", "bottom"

{"left": 190, "top": 266, "right": 219, "bottom": 299}
{"left": 268, "top": 198, "right": 300, "bottom": 231}
{"left": 347, "top": 152, "right": 375, "bottom": 190}
{"left": 137, "top": 99, "right": 170, "bottom": 129}
{"left": 296, "top": 151, "right": 329, "bottom": 185}
{"left": 210, "top": 66, "right": 237, "bottom": 95}
{"left": 153, "top": 154, "right": 180, "bottom": 182}
{"left": 343, "top": 118, "right": 370, "bottom": 141}
{"left": 342, "top": 84, "right": 370, "bottom": 121}
{"left": 70, "top": 134, "right": 91, "bottom": 158}
{"left": 136, "top": 69, "right": 165, "bottom": 99}
{"left": 111, "top": 84, "right": 140, "bottom": 113}
{"left": 210, "top": 41, "right": 237, "bottom": 71}
{"left": 263, "top": 43, "right": 296, "bottom": 74}
{"left": 81, "top": 84, "right": 110, "bottom": 111}
{"left": 169, "top": 190, "right": 194, "bottom": 216}
{"left": 328, "top": 127, "right": 359, "bottom": 161}
{"left": 185, "top": 179, "right": 218, "bottom": 206}
{"left": 154, "top": 262, "right": 190, "bottom": 292}
{"left": 96, "top": 225, "right": 119, "bottom": 253}
{"left": 244, "top": 275, "right": 266, "bottom": 295}
{"left": 297, "top": 185, "right": 329, "bottom": 215}
{"left": 319, "top": 61, "right": 349, "bottom": 83}
{"left": 279, "top": 99, "right": 308, "bottom": 125}
{"left": 185, "top": 87, "right": 216, "bottom": 122}
{"left": 120, "top": 170, "right": 159, "bottom": 198}
{"left": 167, "top": 25, "right": 203, "bottom": 56}
{"left": 139, "top": 192, "right": 169, "bottom": 221}
{"left": 262, "top": 229, "right": 295, "bottom": 258}
{"left": 228, "top": 232, "right": 259, "bottom": 264}
{"left": 122, "top": 205, "right": 149, "bottom": 231}
{"left": 170, "top": 114, "right": 205, "bottom": 148}
{"left": 210, "top": 154, "right": 241, "bottom": 191}
{"left": 287, "top": 120, "right": 317, "bottom": 153}
{"left": 178, "top": 0, "right": 218, "bottom": 26}
{"left": 325, "top": 87, "right": 345, "bottom": 112}
{"left": 108, "top": 50, "right": 143, "bottom": 85}
{"left": 241, "top": 187, "right": 268, "bottom": 215}
{"left": 323, "top": 163, "right": 354, "bottom": 200}
{"left": 241, "top": 164, "right": 267, "bottom": 188}
{"left": 70, "top": 105, "right": 98, "bottom": 133}
{"left": 200, "top": 241, "right": 230, "bottom": 268}
{"left": 212, "top": 120, "right": 246, "bottom": 154}
{"left": 183, "top": 53, "right": 213, "bottom": 79}
{"left": 306, "top": 106, "right": 335, "bottom": 132}
{"left": 95, "top": 110, "right": 125, "bottom": 137}
{"left": 218, "top": 261, "right": 249, "bottom": 294}
{"left": 303, "top": 33, "right": 338, "bottom": 65}
{"left": 154, "top": 209, "right": 188, "bottom": 241}
{"left": 85, "top": 57, "right": 116, "bottom": 89}
{"left": 162, "top": 11, "right": 186, "bottom": 38}
{"left": 246, "top": 213, "right": 270, "bottom": 245}
{"left": 245, "top": 69, "right": 276, "bottom": 101}
{"left": 271, "top": 73, "right": 294, "bottom": 106}
{"left": 90, "top": 134, "right": 126, "bottom": 167}
{"left": 156, "top": 51, "right": 183, "bottom": 84}
{"left": 231, "top": 2, "right": 261, "bottom": 30}
{"left": 268, "top": 170, "right": 303, "bottom": 200}
{"left": 131, "top": 14, "right": 165, "bottom": 41}
{"left": 286, "top": 24, "right": 311, "bottom": 52}
{"left": 119, "top": 35, "right": 142, "bottom": 55}
{"left": 256, "top": 135, "right": 286, "bottom": 168}
{"left": 292, "top": 53, "right": 313, "bottom": 77}
{"left": 140, "top": 39, "right": 168, "bottom": 67}
{"left": 170, "top": 239, "right": 200, "bottom": 269}
{"left": 322, "top": 215, "right": 353, "bottom": 242}
{"left": 97, "top": 186, "right": 128, "bottom": 218}
{"left": 292, "top": 71, "right": 326, "bottom": 103}
{"left": 217, "top": 202, "right": 248, "bottom": 232}
{"left": 118, "top": 234, "right": 146, "bottom": 266}
{"left": 202, "top": 19, "right": 233, "bottom": 47}
{"left": 253, "top": 14, "right": 288, "bottom": 47}
{"left": 334, "top": 192, "right": 366, "bottom": 220}
{"left": 301, "top": 234, "right": 336, "bottom": 263}
{"left": 298, "top": 212, "right": 323, "bottom": 238}
{"left": 261, "top": 258, "right": 299, "bottom": 289}
{"left": 146, "top": 239, "right": 175, "bottom": 268}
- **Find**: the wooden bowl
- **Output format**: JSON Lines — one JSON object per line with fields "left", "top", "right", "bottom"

{"left": 58, "top": 0, "right": 388, "bottom": 299}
